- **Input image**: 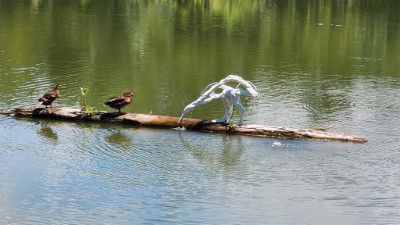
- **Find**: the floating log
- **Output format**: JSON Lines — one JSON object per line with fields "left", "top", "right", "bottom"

{"left": 0, "top": 107, "right": 367, "bottom": 143}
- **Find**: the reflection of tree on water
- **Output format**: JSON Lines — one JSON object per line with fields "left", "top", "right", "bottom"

{"left": 178, "top": 131, "right": 245, "bottom": 169}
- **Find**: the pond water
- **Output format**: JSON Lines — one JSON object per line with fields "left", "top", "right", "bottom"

{"left": 1, "top": 0, "right": 400, "bottom": 224}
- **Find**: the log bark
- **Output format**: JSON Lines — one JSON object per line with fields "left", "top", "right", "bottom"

{"left": 0, "top": 107, "right": 367, "bottom": 143}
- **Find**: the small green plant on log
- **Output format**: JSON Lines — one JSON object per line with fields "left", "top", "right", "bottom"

{"left": 80, "top": 87, "right": 95, "bottom": 117}
{"left": 227, "top": 122, "right": 238, "bottom": 134}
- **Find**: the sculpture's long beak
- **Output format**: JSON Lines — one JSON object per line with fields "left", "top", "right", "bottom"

{"left": 178, "top": 115, "right": 184, "bottom": 124}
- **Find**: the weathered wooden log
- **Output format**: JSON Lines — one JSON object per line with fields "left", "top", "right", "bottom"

{"left": 0, "top": 107, "right": 367, "bottom": 143}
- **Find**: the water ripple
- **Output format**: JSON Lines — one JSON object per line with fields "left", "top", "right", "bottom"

{"left": 301, "top": 97, "right": 355, "bottom": 114}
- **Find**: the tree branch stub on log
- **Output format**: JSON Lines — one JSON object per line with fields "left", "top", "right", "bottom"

{"left": 1, "top": 107, "right": 367, "bottom": 143}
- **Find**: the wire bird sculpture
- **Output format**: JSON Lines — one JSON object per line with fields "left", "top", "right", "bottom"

{"left": 179, "top": 75, "right": 259, "bottom": 125}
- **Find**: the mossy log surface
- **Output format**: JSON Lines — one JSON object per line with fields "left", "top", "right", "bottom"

{"left": 0, "top": 107, "right": 367, "bottom": 143}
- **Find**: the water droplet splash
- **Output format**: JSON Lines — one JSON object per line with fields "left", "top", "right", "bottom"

{"left": 173, "top": 126, "right": 186, "bottom": 131}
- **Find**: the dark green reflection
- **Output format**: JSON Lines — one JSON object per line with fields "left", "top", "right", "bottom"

{"left": 0, "top": 0, "right": 399, "bottom": 120}
{"left": 37, "top": 124, "right": 58, "bottom": 141}
{"left": 106, "top": 131, "right": 132, "bottom": 149}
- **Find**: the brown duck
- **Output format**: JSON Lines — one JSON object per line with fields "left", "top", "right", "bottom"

{"left": 104, "top": 90, "right": 134, "bottom": 113}
{"left": 37, "top": 84, "right": 60, "bottom": 108}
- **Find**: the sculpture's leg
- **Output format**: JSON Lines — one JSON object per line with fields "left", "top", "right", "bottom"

{"left": 225, "top": 97, "right": 234, "bottom": 123}
{"left": 212, "top": 97, "right": 231, "bottom": 123}
{"left": 226, "top": 96, "right": 235, "bottom": 123}
{"left": 234, "top": 95, "right": 246, "bottom": 125}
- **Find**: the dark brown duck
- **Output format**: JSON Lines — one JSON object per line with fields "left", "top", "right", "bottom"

{"left": 37, "top": 84, "right": 60, "bottom": 108}
{"left": 104, "top": 90, "right": 134, "bottom": 113}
